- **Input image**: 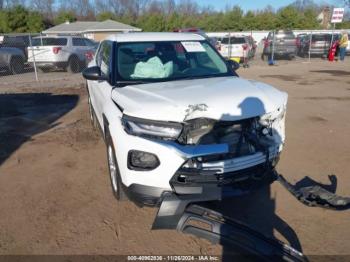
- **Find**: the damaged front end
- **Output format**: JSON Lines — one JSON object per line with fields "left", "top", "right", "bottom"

{"left": 171, "top": 105, "right": 286, "bottom": 197}
{"left": 153, "top": 107, "right": 287, "bottom": 229}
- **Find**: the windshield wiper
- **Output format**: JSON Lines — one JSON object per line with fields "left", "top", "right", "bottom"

{"left": 115, "top": 80, "right": 149, "bottom": 87}
{"left": 172, "top": 74, "right": 226, "bottom": 81}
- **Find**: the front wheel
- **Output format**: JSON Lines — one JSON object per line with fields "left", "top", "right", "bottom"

{"left": 106, "top": 132, "right": 127, "bottom": 201}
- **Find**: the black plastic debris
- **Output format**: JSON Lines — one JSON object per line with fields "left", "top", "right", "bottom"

{"left": 278, "top": 175, "right": 350, "bottom": 210}
{"left": 177, "top": 204, "right": 307, "bottom": 262}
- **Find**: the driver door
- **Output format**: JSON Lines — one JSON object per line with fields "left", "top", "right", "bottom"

{"left": 89, "top": 40, "right": 113, "bottom": 127}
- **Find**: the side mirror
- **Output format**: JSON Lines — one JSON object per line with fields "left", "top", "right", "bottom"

{"left": 227, "top": 59, "right": 240, "bottom": 71}
{"left": 82, "top": 66, "right": 107, "bottom": 81}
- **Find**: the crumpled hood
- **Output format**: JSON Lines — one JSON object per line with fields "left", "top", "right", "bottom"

{"left": 111, "top": 76, "right": 288, "bottom": 122}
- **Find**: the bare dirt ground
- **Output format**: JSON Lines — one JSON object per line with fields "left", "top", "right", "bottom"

{"left": 0, "top": 59, "right": 349, "bottom": 260}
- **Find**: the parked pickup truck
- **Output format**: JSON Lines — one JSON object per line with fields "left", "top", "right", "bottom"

{"left": 83, "top": 33, "right": 288, "bottom": 210}
{"left": 262, "top": 30, "right": 297, "bottom": 60}
{"left": 0, "top": 45, "right": 25, "bottom": 74}
{"left": 1, "top": 35, "right": 30, "bottom": 61}
{"left": 28, "top": 35, "right": 97, "bottom": 73}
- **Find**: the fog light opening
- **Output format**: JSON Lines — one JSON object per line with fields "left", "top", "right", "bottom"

{"left": 128, "top": 150, "right": 160, "bottom": 171}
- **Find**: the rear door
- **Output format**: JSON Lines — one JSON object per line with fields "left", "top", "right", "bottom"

{"left": 311, "top": 34, "right": 330, "bottom": 54}
{"left": 27, "top": 37, "right": 68, "bottom": 62}
{"left": 218, "top": 37, "right": 230, "bottom": 57}
{"left": 72, "top": 37, "right": 92, "bottom": 62}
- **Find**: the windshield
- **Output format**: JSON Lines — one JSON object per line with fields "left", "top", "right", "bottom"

{"left": 116, "top": 41, "right": 230, "bottom": 83}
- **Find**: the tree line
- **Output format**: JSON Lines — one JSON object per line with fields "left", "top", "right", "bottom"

{"left": 0, "top": 0, "right": 349, "bottom": 34}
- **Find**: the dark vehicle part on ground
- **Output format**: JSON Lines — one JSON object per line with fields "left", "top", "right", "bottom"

{"left": 151, "top": 171, "right": 348, "bottom": 260}
{"left": 0, "top": 46, "right": 25, "bottom": 74}
{"left": 155, "top": 203, "right": 307, "bottom": 262}
{"left": 278, "top": 174, "right": 350, "bottom": 210}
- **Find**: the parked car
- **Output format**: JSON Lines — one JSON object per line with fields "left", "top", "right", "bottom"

{"left": 82, "top": 33, "right": 288, "bottom": 215}
{"left": 1, "top": 35, "right": 30, "bottom": 61}
{"left": 298, "top": 33, "right": 335, "bottom": 57}
{"left": 27, "top": 36, "right": 97, "bottom": 73}
{"left": 0, "top": 45, "right": 25, "bottom": 74}
{"left": 218, "top": 35, "right": 255, "bottom": 60}
{"left": 262, "top": 30, "right": 297, "bottom": 60}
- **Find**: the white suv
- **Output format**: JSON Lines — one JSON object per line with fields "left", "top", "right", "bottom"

{"left": 28, "top": 36, "right": 97, "bottom": 73}
{"left": 83, "top": 33, "right": 287, "bottom": 218}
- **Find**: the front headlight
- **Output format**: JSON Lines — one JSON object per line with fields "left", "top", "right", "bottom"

{"left": 121, "top": 115, "right": 183, "bottom": 140}
{"left": 259, "top": 106, "right": 286, "bottom": 127}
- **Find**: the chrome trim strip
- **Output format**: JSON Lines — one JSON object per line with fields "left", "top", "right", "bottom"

{"left": 200, "top": 147, "right": 277, "bottom": 173}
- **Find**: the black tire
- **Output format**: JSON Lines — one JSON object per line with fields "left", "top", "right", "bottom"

{"left": 67, "top": 56, "right": 81, "bottom": 73}
{"left": 9, "top": 56, "right": 24, "bottom": 75}
{"left": 105, "top": 130, "right": 127, "bottom": 201}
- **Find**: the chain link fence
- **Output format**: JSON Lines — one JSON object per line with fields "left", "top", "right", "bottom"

{"left": 211, "top": 29, "right": 349, "bottom": 67}
{"left": 1, "top": 30, "right": 349, "bottom": 89}
{"left": 0, "top": 33, "right": 97, "bottom": 88}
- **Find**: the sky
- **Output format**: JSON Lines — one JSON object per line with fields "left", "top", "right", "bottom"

{"left": 194, "top": 0, "right": 342, "bottom": 11}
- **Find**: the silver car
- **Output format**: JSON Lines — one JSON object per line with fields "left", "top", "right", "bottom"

{"left": 28, "top": 36, "right": 97, "bottom": 73}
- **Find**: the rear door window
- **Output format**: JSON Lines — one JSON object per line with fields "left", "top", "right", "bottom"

{"left": 221, "top": 37, "right": 246, "bottom": 44}
{"left": 231, "top": 37, "right": 246, "bottom": 44}
{"left": 72, "top": 38, "right": 86, "bottom": 46}
{"left": 312, "top": 35, "right": 327, "bottom": 41}
{"left": 84, "top": 39, "right": 97, "bottom": 46}
{"left": 31, "top": 38, "right": 67, "bottom": 46}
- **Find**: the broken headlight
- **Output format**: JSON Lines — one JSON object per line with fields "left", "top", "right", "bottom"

{"left": 121, "top": 115, "right": 183, "bottom": 140}
{"left": 259, "top": 106, "right": 286, "bottom": 127}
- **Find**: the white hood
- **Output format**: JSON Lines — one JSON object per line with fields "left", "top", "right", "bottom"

{"left": 111, "top": 76, "right": 288, "bottom": 122}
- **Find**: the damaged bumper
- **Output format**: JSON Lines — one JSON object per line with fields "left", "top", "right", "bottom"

{"left": 174, "top": 204, "right": 307, "bottom": 262}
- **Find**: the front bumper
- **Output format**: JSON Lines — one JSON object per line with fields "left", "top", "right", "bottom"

{"left": 155, "top": 163, "right": 277, "bottom": 229}
{"left": 124, "top": 161, "right": 277, "bottom": 208}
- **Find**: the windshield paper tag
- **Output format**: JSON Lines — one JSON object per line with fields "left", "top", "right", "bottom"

{"left": 181, "top": 42, "right": 205, "bottom": 52}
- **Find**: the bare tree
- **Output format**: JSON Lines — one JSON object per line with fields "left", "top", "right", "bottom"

{"left": 31, "top": 0, "right": 55, "bottom": 19}
{"left": 69, "top": 0, "right": 95, "bottom": 20}
{"left": 177, "top": 0, "right": 199, "bottom": 15}
{"left": 161, "top": 0, "right": 176, "bottom": 14}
